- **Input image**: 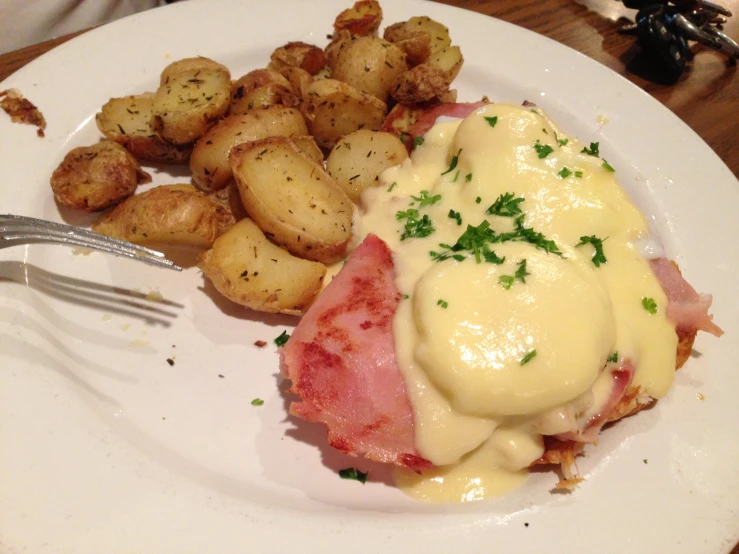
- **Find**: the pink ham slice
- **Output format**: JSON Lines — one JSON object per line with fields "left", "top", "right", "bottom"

{"left": 556, "top": 361, "right": 636, "bottom": 444}
{"left": 649, "top": 258, "right": 723, "bottom": 337}
{"left": 280, "top": 234, "right": 432, "bottom": 471}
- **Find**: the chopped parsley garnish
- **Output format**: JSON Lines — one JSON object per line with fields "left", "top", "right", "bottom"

{"left": 581, "top": 142, "right": 600, "bottom": 156}
{"left": 602, "top": 160, "right": 616, "bottom": 172}
{"left": 413, "top": 135, "right": 425, "bottom": 148}
{"left": 484, "top": 115, "right": 498, "bottom": 128}
{"left": 251, "top": 398, "right": 264, "bottom": 406}
{"left": 453, "top": 221, "right": 498, "bottom": 263}
{"left": 448, "top": 209, "right": 462, "bottom": 226}
{"left": 483, "top": 250, "right": 505, "bottom": 264}
{"left": 475, "top": 196, "right": 481, "bottom": 203}
{"left": 437, "top": 299, "right": 449, "bottom": 309}
{"left": 558, "top": 167, "right": 573, "bottom": 179}
{"left": 411, "top": 190, "right": 441, "bottom": 207}
{"left": 642, "top": 297, "right": 658, "bottom": 314}
{"left": 507, "top": 215, "right": 564, "bottom": 256}
{"left": 514, "top": 259, "right": 530, "bottom": 283}
{"left": 542, "top": 128, "right": 548, "bottom": 134}
{"left": 554, "top": 131, "right": 568, "bottom": 146}
{"left": 274, "top": 331, "right": 290, "bottom": 347}
{"left": 441, "top": 149, "right": 462, "bottom": 175}
{"left": 396, "top": 208, "right": 435, "bottom": 240}
{"left": 402, "top": 294, "right": 410, "bottom": 300}
{"left": 466, "top": 173, "right": 473, "bottom": 183}
{"left": 339, "top": 467, "right": 368, "bottom": 483}
{"left": 574, "top": 170, "right": 584, "bottom": 178}
{"left": 453, "top": 170, "right": 460, "bottom": 182}
{"left": 387, "top": 182, "right": 397, "bottom": 192}
{"left": 498, "top": 275, "right": 515, "bottom": 290}
{"left": 520, "top": 350, "right": 537, "bottom": 365}
{"left": 607, "top": 352, "right": 619, "bottom": 363}
{"left": 534, "top": 140, "right": 554, "bottom": 159}
{"left": 576, "top": 235, "right": 607, "bottom": 267}
{"left": 486, "top": 192, "right": 524, "bottom": 217}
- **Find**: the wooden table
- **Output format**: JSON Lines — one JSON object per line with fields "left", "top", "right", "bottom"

{"left": 0, "top": 2, "right": 737, "bottom": 552}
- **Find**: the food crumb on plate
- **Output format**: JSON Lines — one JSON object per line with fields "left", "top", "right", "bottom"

{"left": 101, "top": 313, "right": 112, "bottom": 322}
{"left": 254, "top": 340, "right": 267, "bottom": 348}
{"left": 166, "top": 358, "right": 175, "bottom": 366}
{"left": 218, "top": 374, "right": 224, "bottom": 378}
{"left": 697, "top": 392, "right": 705, "bottom": 400}
{"left": 0, "top": 88, "right": 47, "bottom": 137}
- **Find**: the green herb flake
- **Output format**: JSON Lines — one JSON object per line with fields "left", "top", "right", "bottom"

{"left": 484, "top": 115, "right": 498, "bottom": 128}
{"left": 251, "top": 398, "right": 264, "bottom": 406}
{"left": 466, "top": 173, "right": 473, "bottom": 183}
{"left": 486, "top": 192, "right": 524, "bottom": 217}
{"left": 602, "top": 160, "right": 616, "bottom": 172}
{"left": 274, "top": 331, "right": 290, "bottom": 347}
{"left": 483, "top": 250, "right": 505, "bottom": 264}
{"left": 558, "top": 167, "right": 573, "bottom": 179}
{"left": 437, "top": 299, "right": 449, "bottom": 309}
{"left": 581, "top": 142, "right": 600, "bottom": 156}
{"left": 576, "top": 235, "right": 608, "bottom": 267}
{"left": 514, "top": 259, "right": 530, "bottom": 284}
{"left": 643, "top": 459, "right": 648, "bottom": 464}
{"left": 448, "top": 209, "right": 462, "bottom": 226}
{"left": 642, "top": 297, "right": 658, "bottom": 315}
{"left": 498, "top": 275, "right": 514, "bottom": 290}
{"left": 607, "top": 352, "right": 618, "bottom": 363}
{"left": 339, "top": 467, "right": 368, "bottom": 483}
{"left": 475, "top": 196, "right": 481, "bottom": 203}
{"left": 402, "top": 294, "right": 410, "bottom": 300}
{"left": 398, "top": 212, "right": 435, "bottom": 241}
{"left": 411, "top": 190, "right": 442, "bottom": 207}
{"left": 520, "top": 349, "right": 537, "bottom": 365}
{"left": 413, "top": 135, "right": 425, "bottom": 148}
{"left": 574, "top": 170, "right": 584, "bottom": 178}
{"left": 542, "top": 128, "right": 548, "bottom": 134}
{"left": 441, "top": 148, "right": 462, "bottom": 175}
{"left": 452, "top": 169, "right": 460, "bottom": 182}
{"left": 533, "top": 140, "right": 554, "bottom": 159}
{"left": 387, "top": 182, "right": 397, "bottom": 192}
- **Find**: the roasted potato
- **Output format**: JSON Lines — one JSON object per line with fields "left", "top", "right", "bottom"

{"left": 324, "top": 30, "right": 353, "bottom": 71}
{"left": 206, "top": 180, "right": 248, "bottom": 235}
{"left": 50, "top": 141, "right": 151, "bottom": 212}
{"left": 331, "top": 37, "right": 408, "bottom": 103}
{"left": 152, "top": 67, "right": 231, "bottom": 144}
{"left": 333, "top": 0, "right": 383, "bottom": 36}
{"left": 190, "top": 105, "right": 309, "bottom": 191}
{"left": 383, "top": 23, "right": 431, "bottom": 66}
{"left": 301, "top": 79, "right": 386, "bottom": 149}
{"left": 199, "top": 218, "right": 326, "bottom": 315}
{"left": 230, "top": 137, "right": 352, "bottom": 264}
{"left": 96, "top": 93, "right": 192, "bottom": 163}
{"left": 429, "top": 45, "right": 464, "bottom": 83}
{"left": 277, "top": 66, "right": 314, "bottom": 98}
{"left": 391, "top": 44, "right": 463, "bottom": 106}
{"left": 230, "top": 70, "right": 295, "bottom": 115}
{"left": 389, "top": 16, "right": 451, "bottom": 54}
{"left": 289, "top": 135, "right": 324, "bottom": 164}
{"left": 326, "top": 130, "right": 408, "bottom": 203}
{"left": 268, "top": 42, "right": 326, "bottom": 75}
{"left": 92, "top": 184, "right": 229, "bottom": 246}
{"left": 159, "top": 57, "right": 231, "bottom": 86}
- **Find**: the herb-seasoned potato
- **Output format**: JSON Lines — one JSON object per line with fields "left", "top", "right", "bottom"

{"left": 326, "top": 130, "right": 408, "bottom": 203}
{"left": 268, "top": 42, "right": 326, "bottom": 75}
{"left": 152, "top": 68, "right": 231, "bottom": 144}
{"left": 331, "top": 37, "right": 408, "bottom": 103}
{"left": 278, "top": 66, "right": 314, "bottom": 98}
{"left": 391, "top": 64, "right": 449, "bottom": 104}
{"left": 333, "top": 0, "right": 383, "bottom": 36}
{"left": 96, "top": 93, "right": 192, "bottom": 163}
{"left": 392, "top": 16, "right": 451, "bottom": 54}
{"left": 190, "top": 105, "right": 309, "bottom": 191}
{"left": 324, "top": 30, "right": 353, "bottom": 70}
{"left": 50, "top": 141, "right": 151, "bottom": 212}
{"left": 198, "top": 218, "right": 326, "bottom": 315}
{"left": 301, "top": 79, "right": 386, "bottom": 149}
{"left": 206, "top": 180, "right": 248, "bottom": 235}
{"left": 230, "top": 70, "right": 294, "bottom": 115}
{"left": 92, "top": 184, "right": 229, "bottom": 247}
{"left": 159, "top": 57, "right": 230, "bottom": 86}
{"left": 230, "top": 137, "right": 352, "bottom": 264}
{"left": 289, "top": 135, "right": 324, "bottom": 164}
{"left": 383, "top": 31, "right": 430, "bottom": 67}
{"left": 428, "top": 45, "right": 464, "bottom": 83}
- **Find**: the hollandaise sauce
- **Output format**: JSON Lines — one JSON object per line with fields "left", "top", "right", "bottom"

{"left": 352, "top": 103, "right": 677, "bottom": 502}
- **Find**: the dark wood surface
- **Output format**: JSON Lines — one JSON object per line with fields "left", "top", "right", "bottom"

{"left": 0, "top": 2, "right": 737, "bottom": 552}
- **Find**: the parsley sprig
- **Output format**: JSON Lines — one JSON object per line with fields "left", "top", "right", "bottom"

{"left": 396, "top": 208, "right": 435, "bottom": 241}
{"left": 487, "top": 192, "right": 524, "bottom": 217}
{"left": 484, "top": 116, "right": 498, "bottom": 128}
{"left": 576, "top": 235, "right": 607, "bottom": 267}
{"left": 534, "top": 140, "right": 554, "bottom": 159}
{"left": 642, "top": 297, "right": 658, "bottom": 314}
{"left": 581, "top": 142, "right": 600, "bottom": 156}
{"left": 499, "top": 259, "right": 530, "bottom": 290}
{"left": 441, "top": 149, "right": 462, "bottom": 175}
{"left": 339, "top": 468, "right": 368, "bottom": 483}
{"left": 411, "top": 190, "right": 441, "bottom": 207}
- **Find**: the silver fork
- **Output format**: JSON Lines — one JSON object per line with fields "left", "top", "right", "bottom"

{"left": 0, "top": 214, "right": 182, "bottom": 271}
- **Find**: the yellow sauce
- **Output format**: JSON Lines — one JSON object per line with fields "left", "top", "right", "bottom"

{"left": 353, "top": 103, "right": 677, "bottom": 502}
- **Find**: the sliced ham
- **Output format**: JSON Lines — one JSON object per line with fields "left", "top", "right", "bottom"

{"left": 556, "top": 360, "right": 636, "bottom": 444}
{"left": 280, "top": 234, "right": 431, "bottom": 471}
{"left": 649, "top": 257, "right": 723, "bottom": 337}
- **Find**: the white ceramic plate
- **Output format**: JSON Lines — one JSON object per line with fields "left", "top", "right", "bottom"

{"left": 1, "top": 1, "right": 737, "bottom": 552}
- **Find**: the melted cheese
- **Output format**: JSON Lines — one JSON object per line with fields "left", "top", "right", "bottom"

{"left": 353, "top": 103, "right": 677, "bottom": 502}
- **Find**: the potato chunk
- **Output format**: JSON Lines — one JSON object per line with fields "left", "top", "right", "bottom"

{"left": 159, "top": 57, "right": 230, "bottom": 86}
{"left": 300, "top": 79, "right": 386, "bottom": 149}
{"left": 152, "top": 68, "right": 231, "bottom": 144}
{"left": 229, "top": 70, "right": 294, "bottom": 115}
{"left": 230, "top": 137, "right": 352, "bottom": 264}
{"left": 92, "top": 184, "right": 229, "bottom": 247}
{"left": 268, "top": 42, "right": 326, "bottom": 75}
{"left": 331, "top": 37, "right": 408, "bottom": 103}
{"left": 199, "top": 218, "right": 326, "bottom": 315}
{"left": 50, "top": 141, "right": 151, "bottom": 212}
{"left": 190, "top": 106, "right": 308, "bottom": 191}
{"left": 96, "top": 93, "right": 192, "bottom": 163}
{"left": 326, "top": 130, "right": 408, "bottom": 203}
{"left": 333, "top": 0, "right": 383, "bottom": 36}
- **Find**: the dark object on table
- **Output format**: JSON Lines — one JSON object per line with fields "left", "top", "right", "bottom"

{"left": 620, "top": 0, "right": 739, "bottom": 75}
